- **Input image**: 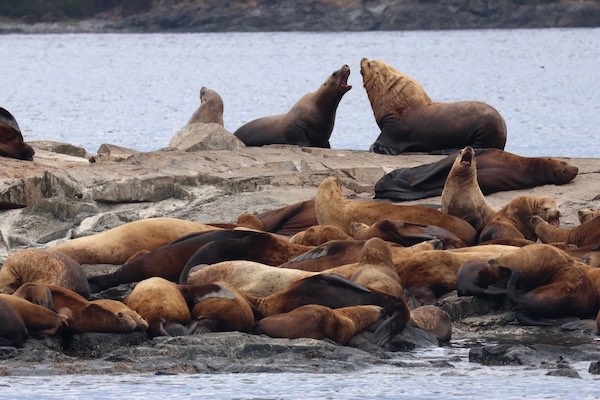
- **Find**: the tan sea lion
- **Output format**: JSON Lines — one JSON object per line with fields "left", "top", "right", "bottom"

{"left": 186, "top": 87, "right": 224, "bottom": 126}
{"left": 0, "top": 107, "right": 34, "bottom": 161}
{"left": 90, "top": 299, "right": 148, "bottom": 332}
{"left": 410, "top": 305, "right": 452, "bottom": 342}
{"left": 315, "top": 176, "right": 477, "bottom": 245}
{"left": 350, "top": 219, "right": 466, "bottom": 249}
{"left": 578, "top": 209, "right": 600, "bottom": 224}
{"left": 441, "top": 146, "right": 497, "bottom": 231}
{"left": 0, "top": 297, "right": 28, "bottom": 347}
{"left": 0, "top": 294, "right": 68, "bottom": 335}
{"left": 289, "top": 224, "right": 352, "bottom": 246}
{"left": 479, "top": 195, "right": 561, "bottom": 243}
{"left": 234, "top": 65, "right": 351, "bottom": 148}
{"left": 360, "top": 58, "right": 506, "bottom": 155}
{"left": 0, "top": 249, "right": 90, "bottom": 298}
{"left": 531, "top": 214, "right": 600, "bottom": 247}
{"left": 50, "top": 217, "right": 219, "bottom": 265}
{"left": 490, "top": 244, "right": 598, "bottom": 322}
{"left": 254, "top": 304, "right": 385, "bottom": 345}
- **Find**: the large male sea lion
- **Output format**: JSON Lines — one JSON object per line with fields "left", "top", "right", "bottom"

{"left": 360, "top": 58, "right": 506, "bottom": 155}
{"left": 441, "top": 146, "right": 497, "bottom": 232}
{"left": 233, "top": 65, "right": 352, "bottom": 148}
{"left": 374, "top": 148, "right": 579, "bottom": 202}
{"left": 315, "top": 176, "right": 477, "bottom": 245}
{"left": 0, "top": 249, "right": 90, "bottom": 298}
{"left": 531, "top": 214, "right": 600, "bottom": 247}
{"left": 51, "top": 217, "right": 218, "bottom": 265}
{"left": 479, "top": 196, "right": 561, "bottom": 243}
{"left": 186, "top": 87, "right": 224, "bottom": 126}
{"left": 0, "top": 107, "right": 35, "bottom": 161}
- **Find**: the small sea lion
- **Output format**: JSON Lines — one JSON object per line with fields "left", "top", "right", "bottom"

{"left": 0, "top": 297, "right": 28, "bottom": 347}
{"left": 315, "top": 176, "right": 477, "bottom": 245}
{"left": 254, "top": 304, "right": 385, "bottom": 345}
{"left": 360, "top": 58, "right": 506, "bottom": 155}
{"left": 289, "top": 224, "right": 352, "bottom": 246}
{"left": 578, "top": 209, "right": 600, "bottom": 224}
{"left": 479, "top": 195, "right": 561, "bottom": 243}
{"left": 410, "top": 305, "right": 452, "bottom": 342}
{"left": 531, "top": 214, "right": 600, "bottom": 247}
{"left": 186, "top": 87, "right": 224, "bottom": 126}
{"left": 234, "top": 65, "right": 352, "bottom": 148}
{"left": 0, "top": 107, "right": 35, "bottom": 161}
{"left": 0, "top": 249, "right": 90, "bottom": 298}
{"left": 441, "top": 146, "right": 497, "bottom": 232}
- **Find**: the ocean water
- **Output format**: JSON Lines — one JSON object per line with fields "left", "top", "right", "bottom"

{"left": 0, "top": 29, "right": 599, "bottom": 157}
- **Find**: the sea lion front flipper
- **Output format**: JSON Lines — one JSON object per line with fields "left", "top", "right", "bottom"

{"left": 371, "top": 309, "right": 408, "bottom": 347}
{"left": 317, "top": 274, "right": 372, "bottom": 293}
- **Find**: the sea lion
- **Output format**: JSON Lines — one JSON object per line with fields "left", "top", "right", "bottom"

{"left": 254, "top": 304, "right": 385, "bottom": 345}
{"left": 234, "top": 65, "right": 352, "bottom": 148}
{"left": 410, "top": 305, "right": 452, "bottom": 343}
{"left": 0, "top": 107, "right": 35, "bottom": 161}
{"left": 90, "top": 299, "right": 149, "bottom": 332}
{"left": 0, "top": 249, "right": 90, "bottom": 298}
{"left": 490, "top": 244, "right": 598, "bottom": 322}
{"left": 531, "top": 214, "right": 600, "bottom": 247}
{"left": 0, "top": 297, "right": 28, "bottom": 347}
{"left": 50, "top": 217, "right": 219, "bottom": 265}
{"left": 0, "top": 294, "right": 68, "bottom": 335}
{"left": 360, "top": 58, "right": 506, "bottom": 155}
{"left": 49, "top": 285, "right": 139, "bottom": 333}
{"left": 315, "top": 176, "right": 477, "bottom": 245}
{"left": 578, "top": 209, "right": 600, "bottom": 224}
{"left": 374, "top": 148, "right": 579, "bottom": 202}
{"left": 479, "top": 195, "right": 561, "bottom": 243}
{"left": 186, "top": 87, "right": 224, "bottom": 126}
{"left": 257, "top": 198, "right": 318, "bottom": 236}
{"left": 441, "top": 146, "right": 497, "bottom": 232}
{"left": 289, "top": 224, "right": 352, "bottom": 246}
{"left": 350, "top": 219, "right": 466, "bottom": 249}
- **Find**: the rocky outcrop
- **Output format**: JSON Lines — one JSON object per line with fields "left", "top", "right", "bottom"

{"left": 169, "top": 123, "right": 245, "bottom": 152}
{"left": 1, "top": 0, "right": 599, "bottom": 34}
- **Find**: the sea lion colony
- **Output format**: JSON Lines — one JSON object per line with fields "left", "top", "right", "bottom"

{"left": 0, "top": 58, "right": 597, "bottom": 348}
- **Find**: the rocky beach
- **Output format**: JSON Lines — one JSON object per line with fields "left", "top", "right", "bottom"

{"left": 1, "top": 140, "right": 599, "bottom": 377}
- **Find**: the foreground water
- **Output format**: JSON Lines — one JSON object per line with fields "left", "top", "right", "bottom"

{"left": 1, "top": 29, "right": 599, "bottom": 157}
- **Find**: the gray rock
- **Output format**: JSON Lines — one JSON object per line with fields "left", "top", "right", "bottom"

{"left": 589, "top": 361, "right": 600, "bottom": 375}
{"left": 169, "top": 123, "right": 245, "bottom": 151}
{"left": 63, "top": 332, "right": 150, "bottom": 358}
{"left": 438, "top": 291, "right": 510, "bottom": 320}
{"left": 93, "top": 143, "right": 140, "bottom": 162}
{"left": 545, "top": 368, "right": 582, "bottom": 378}
{"left": 29, "top": 140, "right": 87, "bottom": 158}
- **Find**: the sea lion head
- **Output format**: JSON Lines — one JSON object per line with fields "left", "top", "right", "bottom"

{"left": 452, "top": 146, "right": 476, "bottom": 177}
{"left": 360, "top": 58, "right": 432, "bottom": 122}
{"left": 535, "top": 196, "right": 561, "bottom": 227}
{"left": 538, "top": 158, "right": 578, "bottom": 184}
{"left": 0, "top": 108, "right": 34, "bottom": 161}
{"left": 322, "top": 65, "right": 352, "bottom": 94}
{"left": 577, "top": 208, "right": 600, "bottom": 224}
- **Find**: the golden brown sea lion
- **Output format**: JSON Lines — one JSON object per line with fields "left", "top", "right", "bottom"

{"left": 50, "top": 217, "right": 219, "bottom": 265}
{"left": 234, "top": 65, "right": 352, "bottom": 148}
{"left": 360, "top": 58, "right": 506, "bottom": 155}
{"left": 531, "top": 214, "right": 600, "bottom": 247}
{"left": 479, "top": 195, "right": 561, "bottom": 243}
{"left": 0, "top": 294, "right": 68, "bottom": 335}
{"left": 410, "top": 305, "right": 452, "bottom": 342}
{"left": 90, "top": 299, "right": 148, "bottom": 332}
{"left": 0, "top": 107, "right": 34, "bottom": 161}
{"left": 0, "top": 297, "right": 28, "bottom": 347}
{"left": 254, "top": 304, "right": 384, "bottom": 345}
{"left": 490, "top": 244, "right": 598, "bottom": 321}
{"left": 578, "top": 209, "right": 600, "bottom": 224}
{"left": 0, "top": 249, "right": 90, "bottom": 298}
{"left": 186, "top": 87, "right": 224, "bottom": 126}
{"left": 289, "top": 224, "right": 352, "bottom": 246}
{"left": 315, "top": 176, "right": 477, "bottom": 245}
{"left": 441, "top": 146, "right": 497, "bottom": 231}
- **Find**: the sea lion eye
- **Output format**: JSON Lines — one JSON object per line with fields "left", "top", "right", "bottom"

{"left": 117, "top": 312, "right": 124, "bottom": 318}
{"left": 332, "top": 72, "right": 337, "bottom": 77}
{"left": 543, "top": 207, "right": 549, "bottom": 212}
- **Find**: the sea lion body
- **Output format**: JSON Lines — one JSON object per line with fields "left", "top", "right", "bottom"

{"left": 186, "top": 87, "right": 224, "bottom": 126}
{"left": 51, "top": 217, "right": 218, "bottom": 265}
{"left": 360, "top": 59, "right": 506, "bottom": 155}
{"left": 0, "top": 107, "right": 34, "bottom": 161}
{"left": 0, "top": 249, "right": 90, "bottom": 298}
{"left": 234, "top": 65, "right": 351, "bottom": 148}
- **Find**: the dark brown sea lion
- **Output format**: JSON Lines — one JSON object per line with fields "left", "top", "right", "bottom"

{"left": 315, "top": 176, "right": 477, "bottom": 245}
{"left": 531, "top": 214, "right": 600, "bottom": 247}
{"left": 254, "top": 304, "right": 385, "bottom": 345}
{"left": 0, "top": 249, "right": 90, "bottom": 298}
{"left": 0, "top": 294, "right": 68, "bottom": 335}
{"left": 257, "top": 198, "right": 317, "bottom": 236}
{"left": 234, "top": 65, "right": 351, "bottom": 148}
{"left": 50, "top": 217, "right": 219, "bottom": 265}
{"left": 479, "top": 196, "right": 561, "bottom": 243}
{"left": 490, "top": 244, "right": 598, "bottom": 322}
{"left": 289, "top": 224, "right": 352, "bottom": 246}
{"left": 410, "top": 305, "right": 452, "bottom": 343}
{"left": 374, "top": 148, "right": 579, "bottom": 202}
{"left": 0, "top": 297, "right": 28, "bottom": 347}
{"left": 350, "top": 219, "right": 465, "bottom": 249}
{"left": 578, "top": 209, "right": 600, "bottom": 224}
{"left": 0, "top": 107, "right": 35, "bottom": 161}
{"left": 441, "top": 146, "right": 497, "bottom": 232}
{"left": 360, "top": 58, "right": 506, "bottom": 155}
{"left": 186, "top": 87, "right": 224, "bottom": 126}
{"left": 49, "top": 285, "right": 139, "bottom": 333}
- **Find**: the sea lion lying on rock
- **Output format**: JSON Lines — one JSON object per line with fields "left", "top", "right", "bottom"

{"left": 360, "top": 58, "right": 506, "bottom": 155}
{"left": 0, "top": 107, "right": 35, "bottom": 161}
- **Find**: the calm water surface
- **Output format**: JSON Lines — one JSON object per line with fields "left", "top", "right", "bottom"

{"left": 1, "top": 29, "right": 599, "bottom": 157}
